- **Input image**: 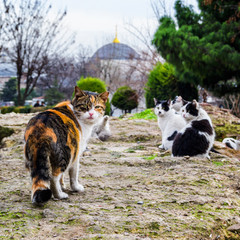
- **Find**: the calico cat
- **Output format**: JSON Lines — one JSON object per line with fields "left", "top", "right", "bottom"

{"left": 172, "top": 100, "right": 215, "bottom": 158}
{"left": 24, "top": 86, "right": 109, "bottom": 205}
{"left": 154, "top": 98, "right": 186, "bottom": 150}
{"left": 171, "top": 96, "right": 188, "bottom": 112}
{"left": 222, "top": 138, "right": 240, "bottom": 150}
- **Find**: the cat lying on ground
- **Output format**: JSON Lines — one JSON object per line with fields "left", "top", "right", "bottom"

{"left": 154, "top": 98, "right": 186, "bottom": 150}
{"left": 24, "top": 86, "right": 109, "bottom": 205}
{"left": 222, "top": 138, "right": 240, "bottom": 150}
{"left": 172, "top": 100, "right": 215, "bottom": 158}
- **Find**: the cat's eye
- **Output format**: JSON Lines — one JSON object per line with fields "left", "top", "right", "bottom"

{"left": 77, "top": 104, "right": 88, "bottom": 111}
{"left": 95, "top": 106, "right": 103, "bottom": 109}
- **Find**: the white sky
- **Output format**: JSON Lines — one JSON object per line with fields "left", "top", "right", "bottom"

{"left": 50, "top": 0, "right": 199, "bottom": 54}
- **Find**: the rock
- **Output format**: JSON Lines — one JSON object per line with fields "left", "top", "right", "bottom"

{"left": 42, "top": 209, "right": 57, "bottom": 218}
{"left": 137, "top": 201, "right": 144, "bottom": 205}
{"left": 227, "top": 224, "right": 240, "bottom": 233}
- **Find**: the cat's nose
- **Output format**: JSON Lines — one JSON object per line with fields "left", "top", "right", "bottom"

{"left": 89, "top": 112, "right": 94, "bottom": 117}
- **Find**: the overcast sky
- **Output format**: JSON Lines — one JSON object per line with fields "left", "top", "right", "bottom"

{"left": 50, "top": 0, "right": 199, "bottom": 54}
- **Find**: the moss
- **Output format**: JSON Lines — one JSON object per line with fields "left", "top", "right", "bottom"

{"left": 213, "top": 161, "right": 224, "bottom": 166}
{"left": 213, "top": 121, "right": 240, "bottom": 141}
{"left": 0, "top": 126, "right": 14, "bottom": 145}
{"left": 143, "top": 154, "right": 158, "bottom": 160}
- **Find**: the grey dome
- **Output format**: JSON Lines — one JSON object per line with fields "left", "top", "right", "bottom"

{"left": 92, "top": 43, "right": 140, "bottom": 60}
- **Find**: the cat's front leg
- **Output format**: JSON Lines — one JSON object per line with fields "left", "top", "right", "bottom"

{"left": 159, "top": 144, "right": 164, "bottom": 149}
{"left": 69, "top": 159, "right": 84, "bottom": 193}
{"left": 60, "top": 174, "right": 66, "bottom": 190}
{"left": 51, "top": 173, "right": 69, "bottom": 199}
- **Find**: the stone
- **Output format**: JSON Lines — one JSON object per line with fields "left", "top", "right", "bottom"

{"left": 227, "top": 224, "right": 240, "bottom": 233}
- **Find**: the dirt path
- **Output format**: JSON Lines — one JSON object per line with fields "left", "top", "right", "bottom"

{"left": 1, "top": 113, "right": 240, "bottom": 239}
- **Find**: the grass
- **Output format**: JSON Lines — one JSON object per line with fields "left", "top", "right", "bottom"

{"left": 129, "top": 109, "right": 157, "bottom": 120}
{"left": 143, "top": 154, "right": 158, "bottom": 160}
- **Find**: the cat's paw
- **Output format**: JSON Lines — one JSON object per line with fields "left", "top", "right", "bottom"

{"left": 71, "top": 183, "right": 85, "bottom": 193}
{"left": 55, "top": 191, "right": 69, "bottom": 199}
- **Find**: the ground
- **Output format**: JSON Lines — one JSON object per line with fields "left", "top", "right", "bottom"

{"left": 0, "top": 109, "right": 240, "bottom": 240}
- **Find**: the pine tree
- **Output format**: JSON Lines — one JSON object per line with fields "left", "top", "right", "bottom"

{"left": 152, "top": 0, "right": 240, "bottom": 96}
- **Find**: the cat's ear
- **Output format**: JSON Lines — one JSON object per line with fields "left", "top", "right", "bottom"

{"left": 153, "top": 98, "right": 158, "bottom": 105}
{"left": 192, "top": 99, "right": 199, "bottom": 109}
{"left": 177, "top": 96, "right": 182, "bottom": 102}
{"left": 167, "top": 99, "right": 171, "bottom": 106}
{"left": 74, "top": 86, "right": 86, "bottom": 98}
{"left": 98, "top": 91, "right": 109, "bottom": 103}
{"left": 183, "top": 99, "right": 188, "bottom": 106}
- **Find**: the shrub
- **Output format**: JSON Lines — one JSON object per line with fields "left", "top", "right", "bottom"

{"left": 30, "top": 106, "right": 52, "bottom": 113}
{"left": 0, "top": 106, "right": 15, "bottom": 114}
{"left": 19, "top": 106, "right": 32, "bottom": 113}
{"left": 0, "top": 126, "right": 14, "bottom": 145}
{"left": 76, "top": 77, "right": 110, "bottom": 115}
{"left": 145, "top": 62, "right": 198, "bottom": 108}
{"left": 111, "top": 86, "right": 138, "bottom": 114}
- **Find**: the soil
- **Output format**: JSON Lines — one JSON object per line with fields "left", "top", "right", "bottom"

{"left": 1, "top": 109, "right": 240, "bottom": 240}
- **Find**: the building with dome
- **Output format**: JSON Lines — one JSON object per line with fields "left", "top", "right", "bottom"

{"left": 91, "top": 35, "right": 140, "bottom": 61}
{"left": 85, "top": 32, "right": 148, "bottom": 115}
{"left": 86, "top": 32, "right": 144, "bottom": 91}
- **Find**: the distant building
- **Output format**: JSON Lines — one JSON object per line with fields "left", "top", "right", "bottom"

{"left": 0, "top": 53, "right": 26, "bottom": 91}
{"left": 0, "top": 54, "right": 16, "bottom": 90}
{"left": 86, "top": 32, "right": 147, "bottom": 116}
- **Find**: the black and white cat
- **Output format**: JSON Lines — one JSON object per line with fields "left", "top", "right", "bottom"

{"left": 172, "top": 100, "right": 215, "bottom": 158}
{"left": 154, "top": 98, "right": 186, "bottom": 150}
{"left": 222, "top": 138, "right": 240, "bottom": 150}
{"left": 171, "top": 96, "right": 188, "bottom": 113}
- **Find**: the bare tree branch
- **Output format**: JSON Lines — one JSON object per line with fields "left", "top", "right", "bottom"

{"left": 2, "top": 0, "right": 74, "bottom": 105}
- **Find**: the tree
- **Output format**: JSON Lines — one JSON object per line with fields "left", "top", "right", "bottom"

{"left": 44, "top": 81, "right": 65, "bottom": 106}
{"left": 152, "top": 0, "right": 240, "bottom": 96}
{"left": 1, "top": 77, "right": 17, "bottom": 102}
{"left": 2, "top": 0, "right": 74, "bottom": 106}
{"left": 145, "top": 62, "right": 198, "bottom": 108}
{"left": 111, "top": 86, "right": 138, "bottom": 114}
{"left": 38, "top": 55, "right": 80, "bottom": 99}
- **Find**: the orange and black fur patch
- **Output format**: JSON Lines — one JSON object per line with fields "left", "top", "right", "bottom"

{"left": 24, "top": 87, "right": 109, "bottom": 205}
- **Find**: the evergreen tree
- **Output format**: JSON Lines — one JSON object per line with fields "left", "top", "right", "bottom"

{"left": 1, "top": 78, "right": 17, "bottom": 102}
{"left": 145, "top": 62, "right": 198, "bottom": 108}
{"left": 153, "top": 0, "right": 240, "bottom": 96}
{"left": 44, "top": 81, "right": 65, "bottom": 105}
{"left": 111, "top": 86, "right": 138, "bottom": 114}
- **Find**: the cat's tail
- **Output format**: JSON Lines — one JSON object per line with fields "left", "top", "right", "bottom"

{"left": 25, "top": 143, "right": 52, "bottom": 205}
{"left": 31, "top": 177, "right": 52, "bottom": 206}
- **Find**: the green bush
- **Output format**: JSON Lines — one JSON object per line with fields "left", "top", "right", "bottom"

{"left": 0, "top": 105, "right": 51, "bottom": 114}
{"left": 0, "top": 126, "right": 14, "bottom": 145}
{"left": 76, "top": 77, "right": 110, "bottom": 115}
{"left": 145, "top": 62, "right": 198, "bottom": 108}
{"left": 30, "top": 106, "right": 52, "bottom": 113}
{"left": 0, "top": 106, "right": 15, "bottom": 114}
{"left": 19, "top": 106, "right": 32, "bottom": 113}
{"left": 111, "top": 86, "right": 138, "bottom": 114}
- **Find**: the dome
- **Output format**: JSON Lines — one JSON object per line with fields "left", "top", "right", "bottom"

{"left": 91, "top": 42, "right": 140, "bottom": 60}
